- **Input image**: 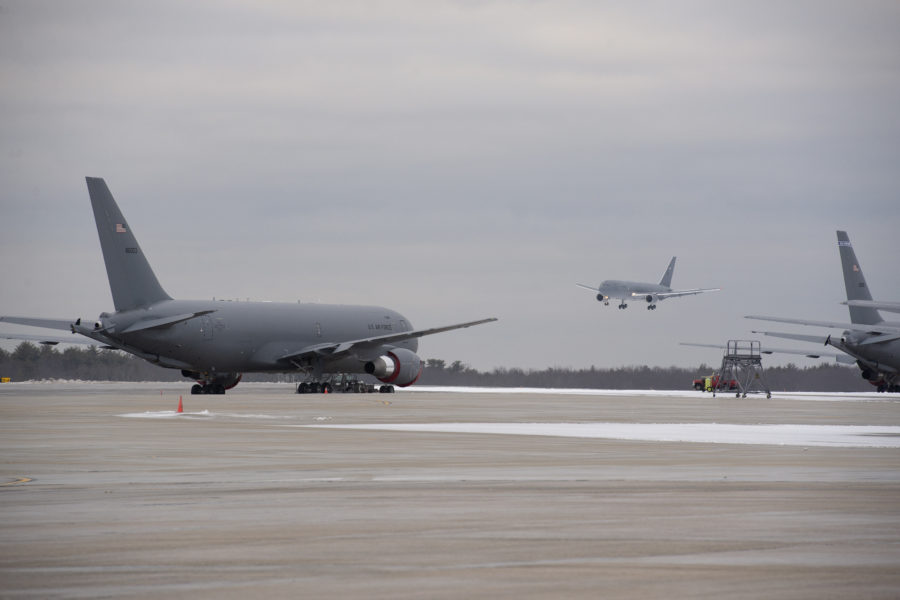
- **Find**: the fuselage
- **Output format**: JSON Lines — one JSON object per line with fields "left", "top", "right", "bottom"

{"left": 597, "top": 280, "right": 670, "bottom": 300}
{"left": 834, "top": 326, "right": 900, "bottom": 375}
{"left": 91, "top": 299, "right": 416, "bottom": 373}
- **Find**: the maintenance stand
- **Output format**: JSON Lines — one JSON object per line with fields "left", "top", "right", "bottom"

{"left": 713, "top": 340, "right": 771, "bottom": 399}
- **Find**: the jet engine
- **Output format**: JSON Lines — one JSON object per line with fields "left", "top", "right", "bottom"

{"left": 596, "top": 294, "right": 606, "bottom": 302}
{"left": 364, "top": 348, "right": 423, "bottom": 387}
{"left": 645, "top": 294, "right": 658, "bottom": 304}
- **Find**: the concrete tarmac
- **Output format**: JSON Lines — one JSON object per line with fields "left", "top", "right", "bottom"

{"left": 1, "top": 382, "right": 899, "bottom": 599}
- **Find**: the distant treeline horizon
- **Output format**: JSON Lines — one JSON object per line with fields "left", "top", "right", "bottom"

{"left": 0, "top": 342, "right": 871, "bottom": 392}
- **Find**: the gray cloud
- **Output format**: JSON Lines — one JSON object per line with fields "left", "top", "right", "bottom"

{"left": 1, "top": 1, "right": 898, "bottom": 370}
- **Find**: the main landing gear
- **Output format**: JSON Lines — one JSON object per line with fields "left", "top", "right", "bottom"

{"left": 647, "top": 305, "right": 657, "bottom": 310}
{"left": 617, "top": 303, "right": 628, "bottom": 309}
{"left": 191, "top": 383, "right": 225, "bottom": 395}
{"left": 184, "top": 372, "right": 241, "bottom": 395}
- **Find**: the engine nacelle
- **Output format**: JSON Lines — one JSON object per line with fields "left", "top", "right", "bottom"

{"left": 596, "top": 294, "right": 606, "bottom": 302}
{"left": 364, "top": 348, "right": 423, "bottom": 387}
{"left": 645, "top": 294, "right": 659, "bottom": 304}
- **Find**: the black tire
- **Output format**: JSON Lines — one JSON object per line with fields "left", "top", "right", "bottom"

{"left": 191, "top": 384, "right": 202, "bottom": 395}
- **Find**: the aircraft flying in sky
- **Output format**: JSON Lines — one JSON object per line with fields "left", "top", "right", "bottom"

{"left": 747, "top": 231, "right": 900, "bottom": 393}
{"left": 0, "top": 178, "right": 496, "bottom": 394}
{"left": 576, "top": 257, "right": 720, "bottom": 310}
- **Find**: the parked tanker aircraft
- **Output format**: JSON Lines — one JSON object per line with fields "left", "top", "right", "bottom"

{"left": 0, "top": 178, "right": 497, "bottom": 394}
{"left": 747, "top": 231, "right": 900, "bottom": 392}
{"left": 576, "top": 257, "right": 719, "bottom": 310}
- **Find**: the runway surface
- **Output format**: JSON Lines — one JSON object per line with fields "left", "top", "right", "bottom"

{"left": 1, "top": 382, "right": 899, "bottom": 598}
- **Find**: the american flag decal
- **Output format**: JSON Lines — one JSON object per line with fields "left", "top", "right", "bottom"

{"left": 116, "top": 223, "right": 127, "bottom": 233}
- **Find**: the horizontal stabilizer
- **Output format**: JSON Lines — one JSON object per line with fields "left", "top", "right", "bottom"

{"left": 120, "top": 310, "right": 216, "bottom": 334}
{"left": 858, "top": 332, "right": 900, "bottom": 346}
{"left": 0, "top": 332, "right": 100, "bottom": 346}
{"left": 843, "top": 300, "right": 900, "bottom": 314}
{"left": 0, "top": 316, "right": 73, "bottom": 330}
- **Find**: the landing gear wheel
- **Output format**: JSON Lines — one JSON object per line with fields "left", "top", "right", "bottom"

{"left": 297, "top": 382, "right": 308, "bottom": 394}
{"left": 191, "top": 384, "right": 202, "bottom": 395}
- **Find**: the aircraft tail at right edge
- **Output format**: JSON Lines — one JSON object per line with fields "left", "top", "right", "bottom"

{"left": 837, "top": 230, "right": 881, "bottom": 325}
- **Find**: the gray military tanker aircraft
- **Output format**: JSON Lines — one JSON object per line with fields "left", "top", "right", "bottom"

{"left": 747, "top": 231, "right": 900, "bottom": 392}
{"left": 0, "top": 178, "right": 497, "bottom": 394}
{"left": 576, "top": 257, "right": 720, "bottom": 310}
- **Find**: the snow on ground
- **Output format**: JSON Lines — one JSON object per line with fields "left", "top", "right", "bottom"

{"left": 1, "top": 380, "right": 896, "bottom": 402}
{"left": 308, "top": 422, "right": 900, "bottom": 448}
{"left": 404, "top": 385, "right": 895, "bottom": 403}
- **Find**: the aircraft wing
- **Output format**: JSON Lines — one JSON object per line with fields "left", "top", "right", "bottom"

{"left": 0, "top": 316, "right": 74, "bottom": 330}
{"left": 745, "top": 315, "right": 900, "bottom": 335}
{"left": 679, "top": 342, "right": 854, "bottom": 364}
{"left": 843, "top": 300, "right": 900, "bottom": 314}
{"left": 0, "top": 315, "right": 104, "bottom": 345}
{"left": 278, "top": 317, "right": 498, "bottom": 362}
{"left": 0, "top": 332, "right": 103, "bottom": 346}
{"left": 575, "top": 283, "right": 599, "bottom": 292}
{"left": 652, "top": 288, "right": 721, "bottom": 299}
{"left": 750, "top": 330, "right": 831, "bottom": 345}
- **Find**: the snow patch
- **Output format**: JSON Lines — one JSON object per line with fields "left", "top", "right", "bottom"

{"left": 307, "top": 422, "right": 900, "bottom": 448}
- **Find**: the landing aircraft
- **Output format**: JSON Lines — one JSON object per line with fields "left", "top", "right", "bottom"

{"left": 747, "top": 231, "right": 900, "bottom": 392}
{"left": 576, "top": 257, "right": 720, "bottom": 310}
{"left": 0, "top": 178, "right": 497, "bottom": 394}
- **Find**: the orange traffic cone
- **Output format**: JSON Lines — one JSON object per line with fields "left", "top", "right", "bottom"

{"left": 177, "top": 396, "right": 183, "bottom": 413}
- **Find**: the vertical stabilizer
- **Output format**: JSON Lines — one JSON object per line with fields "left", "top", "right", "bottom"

{"left": 659, "top": 256, "right": 676, "bottom": 288}
{"left": 86, "top": 177, "right": 171, "bottom": 311}
{"left": 837, "top": 230, "right": 880, "bottom": 325}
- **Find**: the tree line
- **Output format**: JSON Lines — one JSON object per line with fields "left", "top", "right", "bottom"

{"left": 0, "top": 342, "right": 871, "bottom": 392}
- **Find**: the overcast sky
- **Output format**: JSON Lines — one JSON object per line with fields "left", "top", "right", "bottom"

{"left": 1, "top": 1, "right": 899, "bottom": 371}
